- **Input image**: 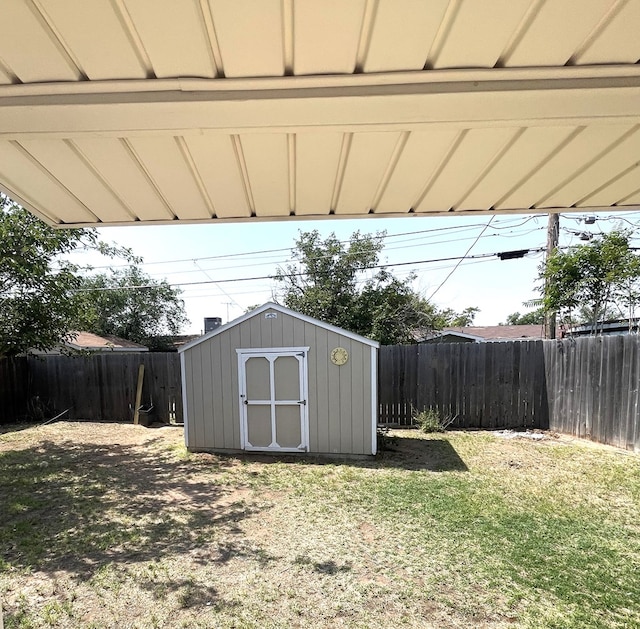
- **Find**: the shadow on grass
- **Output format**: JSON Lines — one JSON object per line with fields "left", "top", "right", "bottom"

{"left": 237, "top": 433, "right": 468, "bottom": 473}
{"left": 294, "top": 555, "right": 352, "bottom": 575}
{"left": 373, "top": 434, "right": 469, "bottom": 472}
{"left": 0, "top": 437, "right": 267, "bottom": 581}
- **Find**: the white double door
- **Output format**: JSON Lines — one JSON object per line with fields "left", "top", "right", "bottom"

{"left": 238, "top": 348, "right": 309, "bottom": 452}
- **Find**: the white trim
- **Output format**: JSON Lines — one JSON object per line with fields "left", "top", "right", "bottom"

{"left": 236, "top": 351, "right": 246, "bottom": 449}
{"left": 237, "top": 347, "right": 310, "bottom": 453}
{"left": 45, "top": 205, "right": 640, "bottom": 230}
{"left": 3, "top": 65, "right": 639, "bottom": 99}
{"left": 242, "top": 445, "right": 308, "bottom": 453}
{"left": 235, "top": 346, "right": 310, "bottom": 355}
{"left": 179, "top": 352, "right": 189, "bottom": 448}
{"left": 2, "top": 71, "right": 638, "bottom": 139}
{"left": 180, "top": 303, "right": 379, "bottom": 353}
{"left": 371, "top": 345, "right": 377, "bottom": 456}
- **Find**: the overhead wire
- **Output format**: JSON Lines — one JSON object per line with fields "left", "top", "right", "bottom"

{"left": 70, "top": 244, "right": 546, "bottom": 293}
{"left": 78, "top": 214, "right": 544, "bottom": 271}
{"left": 426, "top": 216, "right": 496, "bottom": 301}
{"left": 76, "top": 223, "right": 547, "bottom": 279}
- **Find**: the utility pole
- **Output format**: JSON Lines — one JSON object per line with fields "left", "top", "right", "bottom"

{"left": 545, "top": 213, "right": 560, "bottom": 339}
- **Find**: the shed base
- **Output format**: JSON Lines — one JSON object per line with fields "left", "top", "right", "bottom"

{"left": 187, "top": 446, "right": 375, "bottom": 460}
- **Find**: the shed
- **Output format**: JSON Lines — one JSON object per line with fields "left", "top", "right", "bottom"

{"left": 179, "top": 303, "right": 379, "bottom": 456}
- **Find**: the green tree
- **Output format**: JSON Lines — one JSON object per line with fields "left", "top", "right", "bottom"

{"left": 275, "top": 230, "right": 476, "bottom": 344}
{"left": 0, "top": 197, "right": 126, "bottom": 356}
{"left": 540, "top": 230, "right": 640, "bottom": 332}
{"left": 444, "top": 306, "right": 480, "bottom": 327}
{"left": 76, "top": 267, "right": 188, "bottom": 350}
{"left": 504, "top": 308, "right": 545, "bottom": 325}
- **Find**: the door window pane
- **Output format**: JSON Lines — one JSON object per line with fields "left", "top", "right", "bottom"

{"left": 274, "top": 355, "right": 300, "bottom": 400}
{"left": 245, "top": 357, "right": 270, "bottom": 400}
{"left": 247, "top": 405, "right": 272, "bottom": 447}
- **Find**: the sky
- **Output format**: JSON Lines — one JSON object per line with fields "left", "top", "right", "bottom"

{"left": 70, "top": 210, "right": 640, "bottom": 335}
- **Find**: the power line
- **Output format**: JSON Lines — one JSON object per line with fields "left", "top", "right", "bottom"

{"left": 80, "top": 215, "right": 544, "bottom": 270}
{"left": 76, "top": 223, "right": 546, "bottom": 279}
{"left": 426, "top": 216, "right": 496, "bottom": 301}
{"left": 71, "top": 245, "right": 545, "bottom": 293}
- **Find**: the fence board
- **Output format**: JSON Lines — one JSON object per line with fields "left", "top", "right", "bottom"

{"left": 0, "top": 357, "right": 29, "bottom": 423}
{"left": 378, "top": 337, "right": 639, "bottom": 449}
{"left": 379, "top": 341, "right": 548, "bottom": 429}
{"left": 17, "top": 353, "right": 183, "bottom": 423}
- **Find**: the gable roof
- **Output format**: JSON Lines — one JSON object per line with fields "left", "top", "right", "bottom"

{"left": 179, "top": 302, "right": 379, "bottom": 353}
{"left": 425, "top": 331, "right": 486, "bottom": 343}
{"left": 1, "top": 3, "right": 638, "bottom": 227}
{"left": 442, "top": 325, "right": 545, "bottom": 341}
{"left": 66, "top": 331, "right": 149, "bottom": 352}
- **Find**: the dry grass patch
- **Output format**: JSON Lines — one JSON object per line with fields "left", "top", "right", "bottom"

{"left": 1, "top": 422, "right": 639, "bottom": 628}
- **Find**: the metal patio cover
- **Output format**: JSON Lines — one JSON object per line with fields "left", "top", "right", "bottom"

{"left": 0, "top": 0, "right": 639, "bottom": 228}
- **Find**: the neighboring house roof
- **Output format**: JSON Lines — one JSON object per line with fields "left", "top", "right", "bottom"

{"left": 179, "top": 302, "right": 380, "bottom": 353}
{"left": 564, "top": 318, "right": 640, "bottom": 337}
{"left": 65, "top": 332, "right": 149, "bottom": 352}
{"left": 423, "top": 325, "right": 546, "bottom": 343}
{"left": 170, "top": 334, "right": 202, "bottom": 351}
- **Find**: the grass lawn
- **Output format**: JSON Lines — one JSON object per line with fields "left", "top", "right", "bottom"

{"left": 0, "top": 422, "right": 639, "bottom": 628}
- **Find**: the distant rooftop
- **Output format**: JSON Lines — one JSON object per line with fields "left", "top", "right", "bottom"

{"left": 422, "top": 325, "right": 546, "bottom": 343}
{"left": 67, "top": 332, "right": 149, "bottom": 352}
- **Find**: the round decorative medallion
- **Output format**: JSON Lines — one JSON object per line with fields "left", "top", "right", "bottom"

{"left": 330, "top": 347, "right": 349, "bottom": 366}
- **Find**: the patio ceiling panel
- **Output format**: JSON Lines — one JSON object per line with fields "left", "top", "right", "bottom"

{"left": 0, "top": 1, "right": 81, "bottom": 83}
{"left": 18, "top": 139, "right": 137, "bottom": 223}
{"left": 0, "top": 140, "right": 97, "bottom": 224}
{"left": 374, "top": 128, "right": 460, "bottom": 215}
{"left": 456, "top": 126, "right": 579, "bottom": 212}
{"left": 573, "top": 1, "right": 640, "bottom": 65}
{"left": 415, "top": 127, "right": 519, "bottom": 213}
{"left": 124, "top": 0, "right": 218, "bottom": 79}
{"left": 293, "top": 0, "right": 366, "bottom": 75}
{"left": 209, "top": 0, "right": 285, "bottom": 78}
{"left": 183, "top": 134, "right": 252, "bottom": 219}
{"left": 126, "top": 137, "right": 213, "bottom": 220}
{"left": 495, "top": 124, "right": 636, "bottom": 210}
{"left": 362, "top": 0, "right": 448, "bottom": 73}
{"left": 532, "top": 125, "right": 639, "bottom": 209}
{"left": 334, "top": 132, "right": 402, "bottom": 215}
{"left": 71, "top": 138, "right": 176, "bottom": 222}
{"left": 580, "top": 166, "right": 640, "bottom": 208}
{"left": 500, "top": 0, "right": 622, "bottom": 67}
{"left": 621, "top": 189, "right": 640, "bottom": 205}
{"left": 35, "top": 1, "right": 148, "bottom": 81}
{"left": 0, "top": 1, "right": 638, "bottom": 227}
{"left": 543, "top": 127, "right": 640, "bottom": 208}
{"left": 240, "top": 133, "right": 290, "bottom": 217}
{"left": 430, "top": 0, "right": 531, "bottom": 69}
{"left": 295, "top": 132, "right": 343, "bottom": 216}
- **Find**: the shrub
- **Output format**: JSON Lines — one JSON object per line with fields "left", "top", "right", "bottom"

{"left": 412, "top": 407, "right": 456, "bottom": 433}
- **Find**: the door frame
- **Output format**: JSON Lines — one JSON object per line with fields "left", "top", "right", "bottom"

{"left": 236, "top": 347, "right": 310, "bottom": 452}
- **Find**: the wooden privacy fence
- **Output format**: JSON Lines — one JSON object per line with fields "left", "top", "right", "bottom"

{"left": 544, "top": 335, "right": 640, "bottom": 452}
{"left": 379, "top": 337, "right": 640, "bottom": 451}
{"left": 0, "top": 356, "right": 29, "bottom": 423}
{"left": 378, "top": 341, "right": 548, "bottom": 429}
{"left": 0, "top": 353, "right": 182, "bottom": 424}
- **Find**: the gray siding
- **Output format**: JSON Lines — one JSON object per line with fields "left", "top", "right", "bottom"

{"left": 182, "top": 307, "right": 375, "bottom": 455}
